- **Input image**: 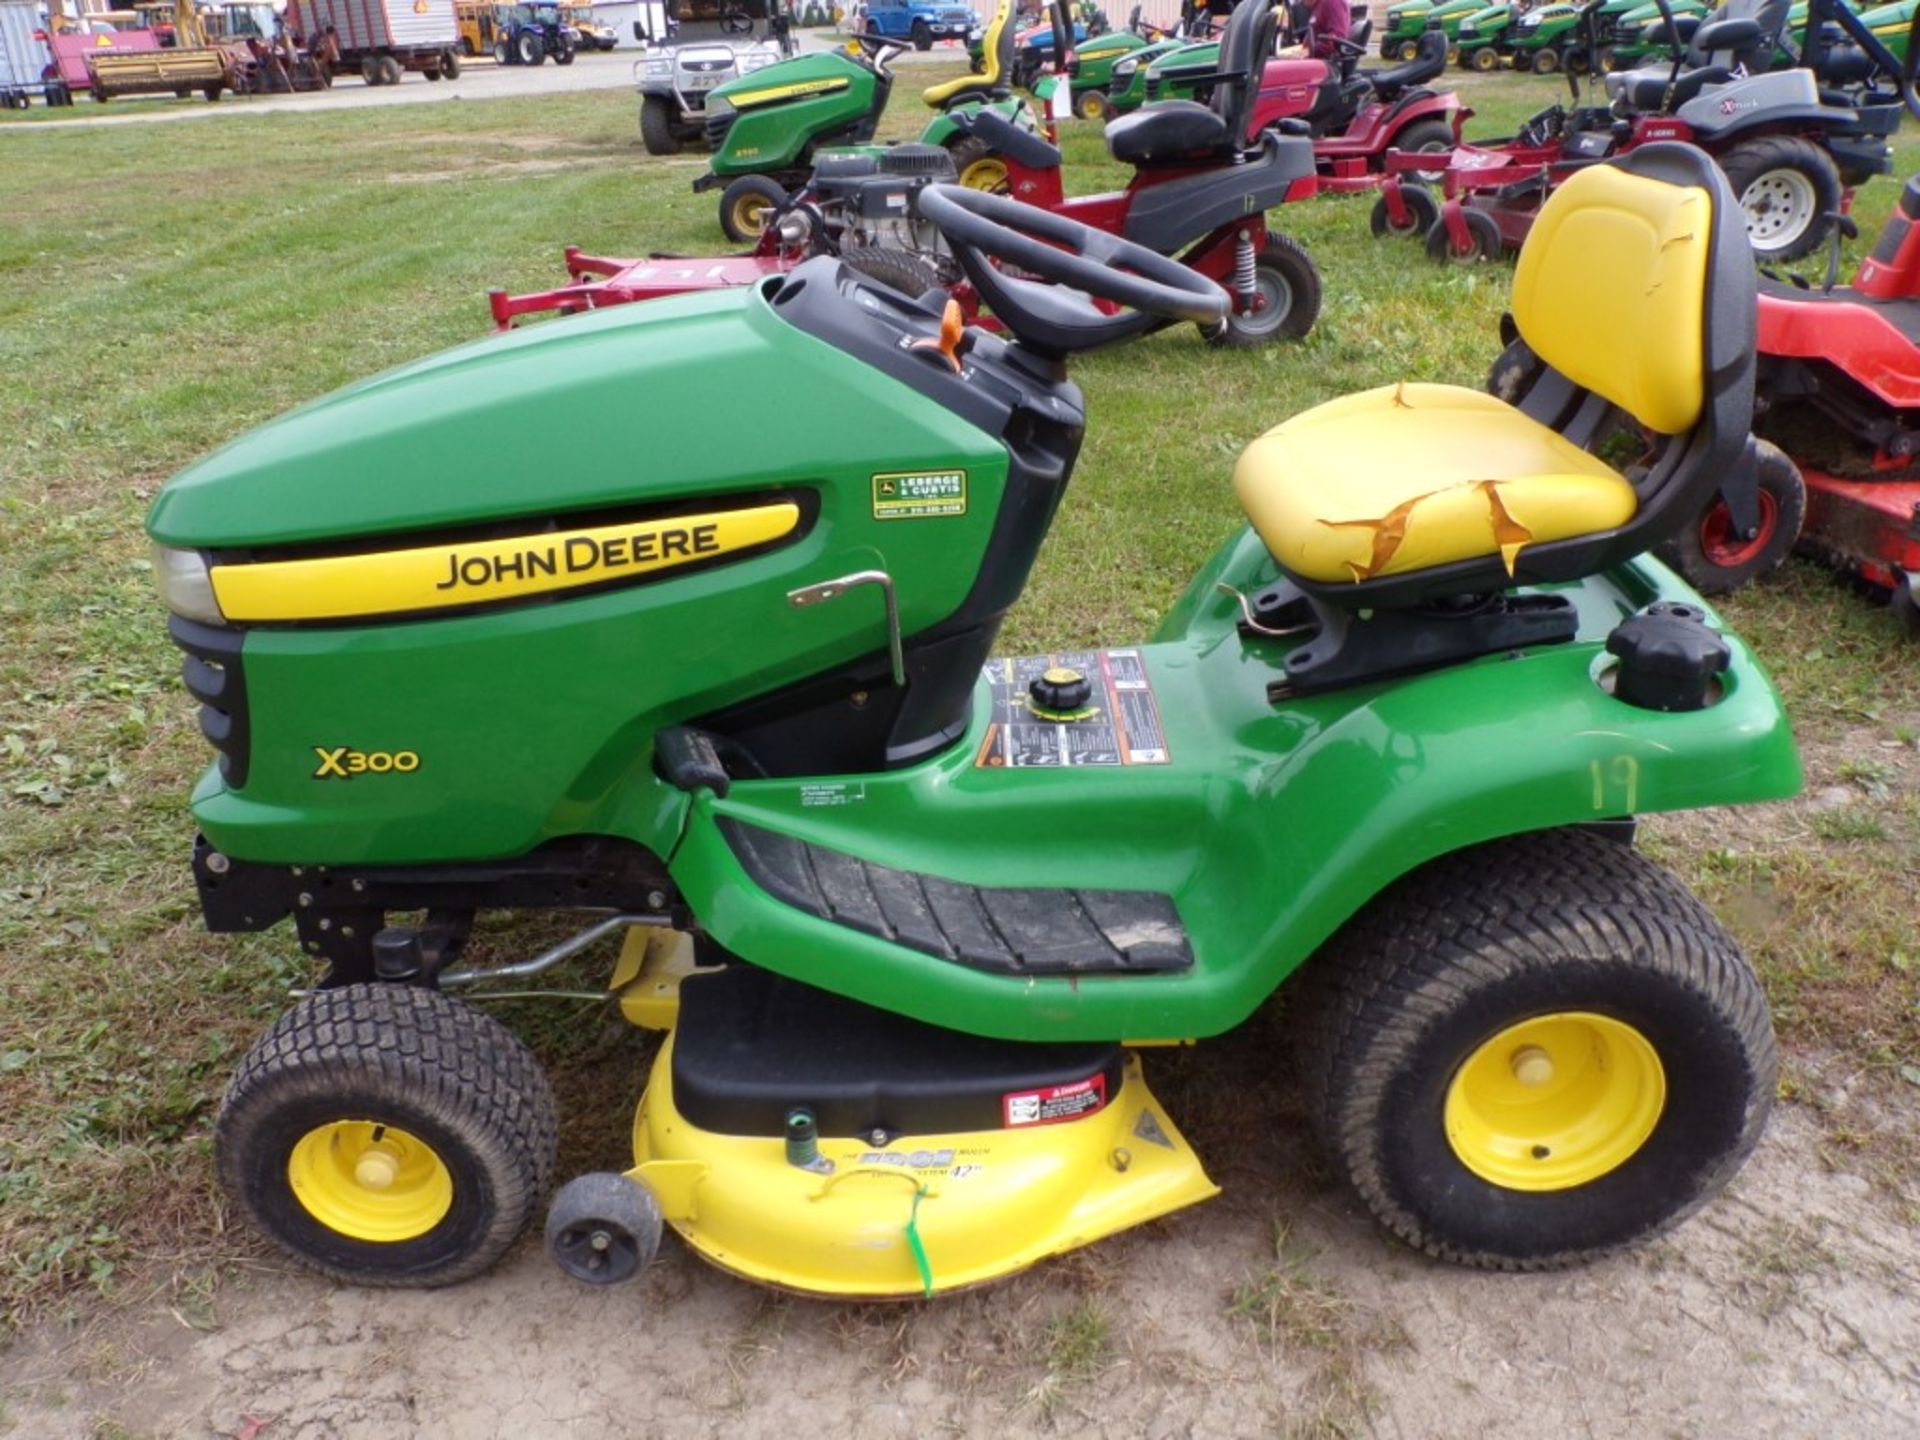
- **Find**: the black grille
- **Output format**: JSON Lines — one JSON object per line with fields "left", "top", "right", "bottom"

{"left": 169, "top": 615, "right": 250, "bottom": 788}
{"left": 704, "top": 107, "right": 737, "bottom": 151}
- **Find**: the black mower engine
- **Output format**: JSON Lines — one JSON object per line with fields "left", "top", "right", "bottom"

{"left": 778, "top": 146, "right": 959, "bottom": 276}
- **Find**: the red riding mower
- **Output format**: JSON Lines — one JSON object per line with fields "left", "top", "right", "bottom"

{"left": 1371, "top": 0, "right": 1902, "bottom": 264}
{"left": 491, "top": 0, "right": 1324, "bottom": 347}
{"left": 1146, "top": 15, "right": 1464, "bottom": 189}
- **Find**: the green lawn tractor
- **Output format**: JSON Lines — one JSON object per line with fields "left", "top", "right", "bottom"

{"left": 1592, "top": 0, "right": 1710, "bottom": 68}
{"left": 1033, "top": 24, "right": 1154, "bottom": 119}
{"left": 1454, "top": 1, "right": 1524, "bottom": 68}
{"left": 1380, "top": 0, "right": 1485, "bottom": 59}
{"left": 700, "top": 5, "right": 1029, "bottom": 238}
{"left": 1106, "top": 31, "right": 1197, "bottom": 110}
{"left": 154, "top": 144, "right": 1799, "bottom": 1303}
{"left": 1506, "top": 0, "right": 1593, "bottom": 70}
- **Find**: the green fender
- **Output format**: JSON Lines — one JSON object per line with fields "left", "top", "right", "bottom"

{"left": 666, "top": 527, "right": 1801, "bottom": 1044}
{"left": 917, "top": 94, "right": 1028, "bottom": 149}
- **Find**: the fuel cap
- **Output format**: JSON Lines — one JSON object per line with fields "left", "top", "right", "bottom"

{"left": 1029, "top": 665, "right": 1094, "bottom": 715}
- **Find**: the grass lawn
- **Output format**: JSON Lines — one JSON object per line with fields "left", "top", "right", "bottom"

{"left": 1, "top": 64, "right": 1917, "bottom": 1332}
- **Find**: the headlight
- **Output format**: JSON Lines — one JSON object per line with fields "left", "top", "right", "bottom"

{"left": 645, "top": 57, "right": 671, "bottom": 74}
{"left": 152, "top": 545, "right": 225, "bottom": 625}
{"left": 1113, "top": 55, "right": 1137, "bottom": 75}
{"left": 741, "top": 51, "right": 775, "bottom": 70}
{"left": 706, "top": 94, "right": 736, "bottom": 116}
{"left": 1386, "top": 8, "right": 1403, "bottom": 22}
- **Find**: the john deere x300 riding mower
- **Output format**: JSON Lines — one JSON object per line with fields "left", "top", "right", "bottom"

{"left": 152, "top": 144, "right": 1799, "bottom": 1299}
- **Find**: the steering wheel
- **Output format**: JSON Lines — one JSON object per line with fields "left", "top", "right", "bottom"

{"left": 720, "top": 3, "right": 753, "bottom": 33}
{"left": 916, "top": 184, "right": 1229, "bottom": 355}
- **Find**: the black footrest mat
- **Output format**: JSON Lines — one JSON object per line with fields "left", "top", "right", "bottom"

{"left": 719, "top": 817, "right": 1192, "bottom": 976}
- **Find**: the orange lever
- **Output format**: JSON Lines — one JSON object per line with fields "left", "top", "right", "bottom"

{"left": 909, "top": 299, "right": 968, "bottom": 374}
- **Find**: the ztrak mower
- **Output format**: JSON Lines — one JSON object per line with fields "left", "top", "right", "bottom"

{"left": 155, "top": 139, "right": 1799, "bottom": 1300}
{"left": 1374, "top": 0, "right": 1903, "bottom": 263}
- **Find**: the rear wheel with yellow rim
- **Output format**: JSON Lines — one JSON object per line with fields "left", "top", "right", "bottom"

{"left": 947, "top": 136, "right": 1011, "bottom": 195}
{"left": 216, "top": 984, "right": 557, "bottom": 1286}
{"left": 1296, "top": 827, "right": 1774, "bottom": 1269}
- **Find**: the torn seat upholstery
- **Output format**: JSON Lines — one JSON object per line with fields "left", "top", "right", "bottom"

{"left": 1232, "top": 144, "right": 1750, "bottom": 603}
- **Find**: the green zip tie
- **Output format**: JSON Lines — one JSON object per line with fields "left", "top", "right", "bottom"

{"left": 904, "top": 1184, "right": 934, "bottom": 1300}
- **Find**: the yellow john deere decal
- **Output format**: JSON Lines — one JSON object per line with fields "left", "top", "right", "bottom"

{"left": 211, "top": 502, "right": 800, "bottom": 622}
{"left": 730, "top": 76, "right": 851, "bottom": 107}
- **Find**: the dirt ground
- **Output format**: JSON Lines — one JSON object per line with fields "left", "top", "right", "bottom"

{"left": 4, "top": 1058, "right": 1916, "bottom": 1440}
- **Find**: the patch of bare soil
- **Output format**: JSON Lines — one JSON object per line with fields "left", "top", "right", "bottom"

{"left": 3, "top": 1081, "right": 1915, "bottom": 1440}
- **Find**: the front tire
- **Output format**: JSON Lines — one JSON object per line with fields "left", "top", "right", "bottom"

{"left": 1657, "top": 439, "right": 1806, "bottom": 595}
{"left": 1718, "top": 135, "right": 1841, "bottom": 263}
{"left": 1530, "top": 46, "right": 1560, "bottom": 74}
{"left": 719, "top": 173, "right": 788, "bottom": 241}
{"left": 911, "top": 18, "right": 932, "bottom": 49}
{"left": 1369, "top": 181, "right": 1439, "bottom": 239}
{"left": 1296, "top": 829, "right": 1776, "bottom": 1270}
{"left": 1207, "top": 233, "right": 1321, "bottom": 347}
{"left": 641, "top": 94, "right": 680, "bottom": 153}
{"left": 216, "top": 985, "right": 558, "bottom": 1287}
{"left": 1077, "top": 86, "right": 1111, "bottom": 120}
{"left": 1469, "top": 44, "right": 1499, "bottom": 71}
{"left": 1424, "top": 205, "right": 1502, "bottom": 263}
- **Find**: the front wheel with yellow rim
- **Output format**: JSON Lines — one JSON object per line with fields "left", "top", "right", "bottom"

{"left": 1296, "top": 827, "right": 1775, "bottom": 1270}
{"left": 216, "top": 984, "right": 558, "bottom": 1286}
{"left": 947, "top": 136, "right": 1011, "bottom": 195}
{"left": 1075, "top": 87, "right": 1111, "bottom": 122}
{"left": 718, "top": 173, "right": 790, "bottom": 244}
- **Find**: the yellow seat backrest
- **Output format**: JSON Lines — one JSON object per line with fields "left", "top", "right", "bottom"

{"left": 1510, "top": 162, "right": 1713, "bottom": 436}
{"left": 922, "top": 0, "right": 1011, "bottom": 106}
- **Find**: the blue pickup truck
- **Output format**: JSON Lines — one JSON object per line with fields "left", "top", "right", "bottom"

{"left": 862, "top": 0, "right": 978, "bottom": 49}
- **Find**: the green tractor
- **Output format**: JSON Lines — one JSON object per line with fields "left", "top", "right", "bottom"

{"left": 1106, "top": 31, "right": 1200, "bottom": 110}
{"left": 1034, "top": 25, "right": 1154, "bottom": 119}
{"left": 1379, "top": 0, "right": 1485, "bottom": 60}
{"left": 1593, "top": 0, "right": 1709, "bottom": 69}
{"left": 1454, "top": 1, "right": 1524, "bottom": 67}
{"left": 699, "top": 5, "right": 1030, "bottom": 238}
{"left": 1506, "top": 0, "right": 1600, "bottom": 73}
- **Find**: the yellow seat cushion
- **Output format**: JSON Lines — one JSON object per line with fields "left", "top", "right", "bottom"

{"left": 1233, "top": 382, "right": 1639, "bottom": 584}
{"left": 923, "top": 2, "right": 1008, "bottom": 106}
{"left": 1511, "top": 163, "right": 1711, "bottom": 436}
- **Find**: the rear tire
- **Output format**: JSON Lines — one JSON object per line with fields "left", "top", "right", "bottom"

{"left": 1208, "top": 233, "right": 1321, "bottom": 347}
{"left": 1657, "top": 439, "right": 1806, "bottom": 595}
{"left": 947, "top": 134, "right": 1011, "bottom": 193}
{"left": 641, "top": 94, "right": 680, "bottom": 154}
{"left": 719, "top": 173, "right": 788, "bottom": 242}
{"left": 216, "top": 985, "right": 558, "bottom": 1287}
{"left": 1369, "top": 182, "right": 1439, "bottom": 239}
{"left": 839, "top": 245, "right": 944, "bottom": 297}
{"left": 1892, "top": 571, "right": 1920, "bottom": 637}
{"left": 441, "top": 49, "right": 461, "bottom": 78}
{"left": 1294, "top": 828, "right": 1775, "bottom": 1270}
{"left": 1717, "top": 135, "right": 1841, "bottom": 263}
{"left": 517, "top": 30, "right": 543, "bottom": 64}
{"left": 1391, "top": 117, "right": 1454, "bottom": 184}
{"left": 379, "top": 54, "right": 403, "bottom": 85}
{"left": 1424, "top": 206, "right": 1502, "bottom": 263}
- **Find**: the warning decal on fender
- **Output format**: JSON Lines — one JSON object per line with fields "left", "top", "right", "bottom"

{"left": 1003, "top": 1074, "right": 1108, "bottom": 1128}
{"left": 974, "top": 648, "right": 1170, "bottom": 769}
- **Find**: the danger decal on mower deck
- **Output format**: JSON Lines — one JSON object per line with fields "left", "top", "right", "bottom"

{"left": 1002, "top": 1074, "right": 1107, "bottom": 1128}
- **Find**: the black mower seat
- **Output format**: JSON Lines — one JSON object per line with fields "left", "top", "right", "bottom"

{"left": 1362, "top": 27, "right": 1447, "bottom": 99}
{"left": 1105, "top": 100, "right": 1231, "bottom": 163}
{"left": 1612, "top": 62, "right": 1732, "bottom": 113}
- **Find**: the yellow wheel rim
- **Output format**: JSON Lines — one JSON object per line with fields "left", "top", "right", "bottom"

{"left": 960, "top": 157, "right": 1009, "bottom": 194}
{"left": 732, "top": 195, "right": 772, "bottom": 235}
{"left": 1444, "top": 1012, "right": 1665, "bottom": 1191}
{"left": 1077, "top": 91, "right": 1103, "bottom": 119}
{"left": 288, "top": 1120, "right": 454, "bottom": 1242}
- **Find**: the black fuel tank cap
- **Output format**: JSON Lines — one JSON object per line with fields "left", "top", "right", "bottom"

{"left": 1605, "top": 602, "right": 1730, "bottom": 712}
